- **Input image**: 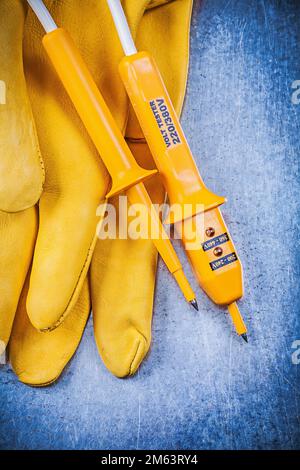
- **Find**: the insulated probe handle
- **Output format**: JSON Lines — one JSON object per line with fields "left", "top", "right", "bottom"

{"left": 43, "top": 29, "right": 156, "bottom": 197}
{"left": 119, "top": 51, "right": 225, "bottom": 223}
{"left": 41, "top": 27, "right": 197, "bottom": 306}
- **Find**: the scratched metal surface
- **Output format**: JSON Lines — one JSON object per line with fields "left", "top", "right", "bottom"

{"left": 1, "top": 0, "right": 300, "bottom": 450}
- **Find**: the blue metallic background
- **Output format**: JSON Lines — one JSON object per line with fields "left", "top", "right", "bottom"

{"left": 0, "top": 0, "right": 300, "bottom": 450}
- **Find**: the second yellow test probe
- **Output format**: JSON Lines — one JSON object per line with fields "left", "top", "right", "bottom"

{"left": 106, "top": 0, "right": 248, "bottom": 341}
{"left": 27, "top": 0, "right": 198, "bottom": 310}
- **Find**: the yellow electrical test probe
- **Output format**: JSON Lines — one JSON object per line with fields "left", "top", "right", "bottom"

{"left": 27, "top": 0, "right": 198, "bottom": 309}
{"left": 107, "top": 0, "right": 248, "bottom": 341}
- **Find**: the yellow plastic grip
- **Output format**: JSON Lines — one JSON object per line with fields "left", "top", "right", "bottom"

{"left": 119, "top": 50, "right": 245, "bottom": 320}
{"left": 42, "top": 28, "right": 196, "bottom": 303}
{"left": 42, "top": 29, "right": 156, "bottom": 197}
{"left": 119, "top": 51, "right": 225, "bottom": 224}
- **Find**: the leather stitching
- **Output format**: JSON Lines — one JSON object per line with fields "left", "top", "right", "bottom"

{"left": 39, "top": 230, "right": 99, "bottom": 332}
{"left": 128, "top": 329, "right": 148, "bottom": 376}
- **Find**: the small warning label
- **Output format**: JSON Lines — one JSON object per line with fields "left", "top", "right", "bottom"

{"left": 210, "top": 252, "right": 238, "bottom": 271}
{"left": 202, "top": 232, "right": 230, "bottom": 251}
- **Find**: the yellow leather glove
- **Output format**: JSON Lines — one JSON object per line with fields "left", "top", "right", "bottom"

{"left": 0, "top": 0, "right": 110, "bottom": 342}
{"left": 1, "top": 0, "right": 112, "bottom": 382}
{"left": 1, "top": 0, "right": 119, "bottom": 383}
{"left": 91, "top": 0, "right": 193, "bottom": 377}
{"left": 3, "top": 0, "right": 193, "bottom": 384}
{"left": 0, "top": 1, "right": 43, "bottom": 354}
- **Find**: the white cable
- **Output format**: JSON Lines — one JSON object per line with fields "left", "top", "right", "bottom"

{"left": 106, "top": 0, "right": 137, "bottom": 56}
{"left": 27, "top": 0, "right": 57, "bottom": 33}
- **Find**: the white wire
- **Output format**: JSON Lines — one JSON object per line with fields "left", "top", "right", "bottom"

{"left": 106, "top": 0, "right": 137, "bottom": 56}
{"left": 27, "top": 0, "right": 57, "bottom": 33}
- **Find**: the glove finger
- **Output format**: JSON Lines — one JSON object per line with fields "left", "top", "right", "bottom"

{"left": 91, "top": 169, "right": 160, "bottom": 378}
{"left": 0, "top": 0, "right": 44, "bottom": 213}
{"left": 0, "top": 207, "right": 37, "bottom": 350}
{"left": 91, "top": 0, "right": 193, "bottom": 377}
{"left": 9, "top": 277, "right": 90, "bottom": 386}
{"left": 23, "top": 0, "right": 129, "bottom": 330}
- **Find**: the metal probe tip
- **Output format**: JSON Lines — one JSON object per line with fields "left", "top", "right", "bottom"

{"left": 241, "top": 333, "right": 248, "bottom": 343}
{"left": 190, "top": 299, "right": 199, "bottom": 311}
